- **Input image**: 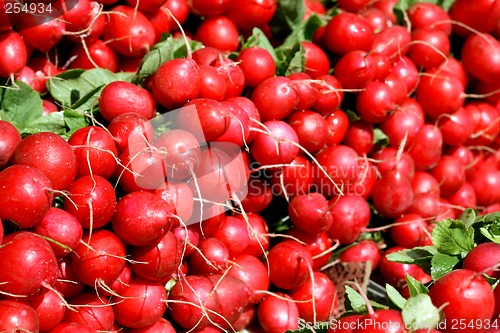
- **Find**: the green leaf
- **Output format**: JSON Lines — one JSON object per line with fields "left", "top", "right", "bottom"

{"left": 432, "top": 219, "right": 474, "bottom": 257}
{"left": 373, "top": 127, "right": 389, "bottom": 147}
{"left": 402, "top": 294, "right": 441, "bottom": 331}
{"left": 283, "top": 44, "right": 306, "bottom": 76}
{"left": 275, "top": 14, "right": 323, "bottom": 61}
{"left": 24, "top": 112, "right": 66, "bottom": 136}
{"left": 48, "top": 68, "right": 134, "bottom": 108}
{"left": 344, "top": 286, "right": 389, "bottom": 314}
{"left": 277, "top": 0, "right": 307, "bottom": 29}
{"left": 63, "top": 108, "right": 90, "bottom": 138}
{"left": 386, "top": 246, "right": 437, "bottom": 273}
{"left": 0, "top": 81, "right": 44, "bottom": 134}
{"left": 430, "top": 252, "right": 460, "bottom": 281}
{"left": 133, "top": 36, "right": 203, "bottom": 84}
{"left": 241, "top": 27, "right": 278, "bottom": 62}
{"left": 460, "top": 208, "right": 477, "bottom": 228}
{"left": 406, "top": 274, "right": 429, "bottom": 297}
{"left": 386, "top": 284, "right": 407, "bottom": 310}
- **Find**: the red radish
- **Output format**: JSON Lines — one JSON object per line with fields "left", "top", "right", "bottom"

{"left": 314, "top": 144, "right": 360, "bottom": 196}
{"left": 354, "top": 309, "right": 407, "bottom": 333}
{"left": 327, "top": 314, "right": 363, "bottom": 333}
{"left": 211, "top": 56, "right": 246, "bottom": 98}
{"left": 257, "top": 293, "right": 299, "bottom": 333}
{"left": 68, "top": 126, "right": 118, "bottom": 179}
{"left": 310, "top": 74, "right": 344, "bottom": 115}
{"left": 462, "top": 33, "right": 500, "bottom": 83}
{"left": 429, "top": 269, "right": 495, "bottom": 332}
{"left": 102, "top": 5, "right": 156, "bottom": 57}
{"left": 289, "top": 192, "right": 332, "bottom": 235}
{"left": 125, "top": 0, "right": 165, "bottom": 13}
{"left": 237, "top": 46, "right": 276, "bottom": 88}
{"left": 324, "top": 12, "right": 375, "bottom": 55}
{"left": 224, "top": 0, "right": 277, "bottom": 30}
{"left": 412, "top": 171, "right": 441, "bottom": 197}
{"left": 290, "top": 271, "right": 338, "bottom": 322}
{"left": 287, "top": 229, "right": 334, "bottom": 271}
{"left": 66, "top": 0, "right": 106, "bottom": 43}
{"left": 380, "top": 98, "right": 425, "bottom": 149}
{"left": 42, "top": 100, "right": 59, "bottom": 115}
{"left": 17, "top": 12, "right": 66, "bottom": 52}
{"left": 98, "top": 263, "right": 132, "bottom": 297}
{"left": 407, "top": 2, "right": 452, "bottom": 35}
{"left": 71, "top": 229, "right": 126, "bottom": 287}
{"left": 288, "top": 72, "right": 318, "bottom": 111}
{"left": 228, "top": 254, "right": 270, "bottom": 304}
{"left": 372, "top": 147, "right": 415, "bottom": 180}
{"left": 408, "top": 124, "right": 443, "bottom": 170}
{"left": 151, "top": 58, "right": 201, "bottom": 110}
{"left": 64, "top": 175, "right": 116, "bottom": 229}
{"left": 251, "top": 76, "right": 298, "bottom": 121}
{"left": 224, "top": 96, "right": 261, "bottom": 142}
{"left": 26, "top": 289, "right": 65, "bottom": 332}
{"left": 190, "top": 0, "right": 232, "bottom": 17}
{"left": 188, "top": 237, "right": 230, "bottom": 274}
{"left": 164, "top": 0, "right": 189, "bottom": 25}
{"left": 371, "top": 25, "right": 412, "bottom": 61}
{"left": 241, "top": 179, "right": 274, "bottom": 212}
{"left": 13, "top": 132, "right": 77, "bottom": 191}
{"left": 449, "top": 0, "right": 500, "bottom": 37}
{"left": 0, "top": 120, "right": 21, "bottom": 170}
{"left": 17, "top": 66, "right": 45, "bottom": 93}
{"left": 430, "top": 156, "right": 466, "bottom": 197}
{"left": 99, "top": 81, "right": 156, "bottom": 122}
{"left": 408, "top": 28, "right": 450, "bottom": 70}
{"left": 390, "top": 213, "right": 429, "bottom": 248}
{"left": 0, "top": 231, "right": 58, "bottom": 296}
{"left": 437, "top": 106, "right": 475, "bottom": 146}
{"left": 212, "top": 100, "right": 251, "bottom": 147}
{"left": 49, "top": 322, "right": 98, "bottom": 333}
{"left": 250, "top": 120, "right": 299, "bottom": 166}
{"left": 31, "top": 207, "right": 83, "bottom": 259}
{"left": 27, "top": 56, "right": 62, "bottom": 94}
{"left": 325, "top": 110, "right": 349, "bottom": 146}
{"left": 207, "top": 274, "right": 251, "bottom": 328}
{"left": 64, "top": 292, "right": 114, "bottom": 331}
{"left": 127, "top": 318, "right": 176, "bottom": 333}
{"left": 301, "top": 41, "right": 330, "bottom": 78}
{"left": 467, "top": 164, "right": 500, "bottom": 207}
{"left": 146, "top": 6, "right": 172, "bottom": 43}
{"left": 129, "top": 231, "right": 181, "bottom": 282}
{"left": 235, "top": 213, "right": 270, "bottom": 257}
{"left": 213, "top": 215, "right": 251, "bottom": 258}
{"left": 233, "top": 305, "right": 256, "bottom": 331}
{"left": 390, "top": 56, "right": 419, "bottom": 94}
{"left": 154, "top": 181, "right": 194, "bottom": 225}
{"left": 409, "top": 192, "right": 439, "bottom": 219}
{"left": 361, "top": 7, "right": 392, "bottom": 34}
{"left": 108, "top": 112, "right": 155, "bottom": 154}
{"left": 197, "top": 65, "right": 228, "bottom": 101}
{"left": 269, "top": 155, "right": 314, "bottom": 198}
{"left": 112, "top": 191, "right": 175, "bottom": 246}
{"left": 192, "top": 47, "right": 221, "bottom": 66}
{"left": 372, "top": 170, "right": 414, "bottom": 219}
{"left": 333, "top": 50, "right": 376, "bottom": 90}
{"left": 267, "top": 240, "right": 313, "bottom": 290}
{"left": 463, "top": 243, "right": 500, "bottom": 278}
{"left": 345, "top": 158, "right": 377, "bottom": 199}
{"left": 336, "top": 0, "right": 371, "bottom": 12}
{"left": 58, "top": 0, "right": 93, "bottom": 33}
{"left": 0, "top": 31, "right": 27, "bottom": 78}
{"left": 112, "top": 277, "right": 168, "bottom": 329}
{"left": 356, "top": 80, "right": 397, "bottom": 123}
{"left": 168, "top": 275, "right": 221, "bottom": 330}
{"left": 55, "top": 257, "right": 86, "bottom": 299}
{"left": 327, "top": 194, "right": 371, "bottom": 245}
{"left": 446, "top": 182, "right": 477, "bottom": 216}
{"left": 342, "top": 120, "right": 374, "bottom": 155}
{"left": 465, "top": 102, "right": 500, "bottom": 147}
{"left": 0, "top": 300, "right": 39, "bottom": 333}
{"left": 195, "top": 16, "right": 239, "bottom": 52}
{"left": 380, "top": 246, "right": 426, "bottom": 289}
{"left": 68, "top": 39, "right": 118, "bottom": 72}
{"left": 287, "top": 110, "right": 329, "bottom": 153}
{"left": 177, "top": 99, "right": 230, "bottom": 142}
{"left": 339, "top": 239, "right": 382, "bottom": 270}
{"left": 0, "top": 165, "right": 53, "bottom": 228}
{"left": 173, "top": 226, "right": 199, "bottom": 257}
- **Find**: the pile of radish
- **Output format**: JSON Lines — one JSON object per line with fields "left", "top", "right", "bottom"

{"left": 1, "top": 0, "right": 500, "bottom": 332}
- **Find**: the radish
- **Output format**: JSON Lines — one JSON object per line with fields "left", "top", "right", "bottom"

{"left": 195, "top": 16, "right": 240, "bottom": 52}
{"left": 408, "top": 124, "right": 443, "bottom": 170}
{"left": 188, "top": 237, "right": 230, "bottom": 274}
{"left": 212, "top": 100, "right": 251, "bottom": 147}
{"left": 237, "top": 46, "right": 277, "bottom": 88}
{"left": 64, "top": 175, "right": 116, "bottom": 230}
{"left": 325, "top": 110, "right": 349, "bottom": 146}
{"left": 228, "top": 254, "right": 270, "bottom": 305}
{"left": 211, "top": 56, "right": 246, "bottom": 98}
{"left": 290, "top": 271, "right": 338, "bottom": 322}
{"left": 102, "top": 5, "right": 156, "bottom": 57}
{"left": 371, "top": 25, "right": 411, "bottom": 61}
{"left": 371, "top": 169, "right": 414, "bottom": 219}
{"left": 429, "top": 269, "right": 495, "bottom": 332}
{"left": 58, "top": 0, "right": 93, "bottom": 33}
{"left": 390, "top": 57, "right": 419, "bottom": 94}
{"left": 192, "top": 46, "right": 221, "bottom": 66}
{"left": 155, "top": 181, "right": 194, "bottom": 225}
{"left": 310, "top": 74, "right": 344, "bottom": 115}
{"left": 379, "top": 246, "right": 423, "bottom": 289}
{"left": 0, "top": 231, "right": 58, "bottom": 296}
{"left": 429, "top": 156, "right": 466, "bottom": 197}
{"left": 371, "top": 146, "right": 415, "bottom": 180}
{"left": 0, "top": 120, "right": 21, "bottom": 170}
{"left": 289, "top": 192, "right": 332, "bottom": 235}
{"left": 241, "top": 178, "right": 274, "bottom": 212}
{"left": 463, "top": 242, "right": 500, "bottom": 278}
{"left": 288, "top": 72, "right": 318, "bottom": 111}
{"left": 213, "top": 215, "right": 251, "bottom": 258}
{"left": 407, "top": 2, "right": 451, "bottom": 35}
{"left": 338, "top": 239, "right": 382, "bottom": 270}
{"left": 127, "top": 318, "right": 176, "bottom": 333}
{"left": 111, "top": 191, "right": 175, "bottom": 246}
{"left": 390, "top": 213, "right": 429, "bottom": 249}
{"left": 13, "top": 132, "right": 77, "bottom": 191}
{"left": 197, "top": 65, "right": 228, "bottom": 101}
{"left": 267, "top": 240, "right": 313, "bottom": 290}
{"left": 257, "top": 293, "right": 299, "bottom": 333}
{"left": 190, "top": 0, "right": 232, "bottom": 17}
{"left": 224, "top": 0, "right": 277, "bottom": 31}
{"left": 250, "top": 120, "right": 299, "bottom": 166}
{"left": 356, "top": 80, "right": 398, "bottom": 123}
{"left": 55, "top": 257, "right": 86, "bottom": 299}
{"left": 0, "top": 30, "right": 27, "bottom": 78}
{"left": 26, "top": 289, "right": 66, "bottom": 332}
{"left": 129, "top": 230, "right": 182, "bottom": 282}
{"left": 327, "top": 194, "right": 371, "bottom": 245}
{"left": 449, "top": 0, "right": 500, "bottom": 37}
{"left": 98, "top": 263, "right": 132, "bottom": 297}
{"left": 48, "top": 322, "right": 98, "bottom": 333}
{"left": 251, "top": 76, "right": 298, "bottom": 121}
{"left": 0, "top": 165, "right": 53, "bottom": 228}
{"left": 68, "top": 39, "right": 119, "bottom": 72}
{"left": 31, "top": 207, "right": 83, "bottom": 259}
{"left": 168, "top": 275, "right": 221, "bottom": 330}
{"left": 287, "top": 229, "right": 334, "bottom": 271}
{"left": 437, "top": 106, "right": 475, "bottom": 146}
{"left": 302, "top": 41, "right": 330, "bottom": 78}
{"left": 71, "top": 229, "right": 126, "bottom": 288}
{"left": 446, "top": 182, "right": 477, "bottom": 217}
{"left": 342, "top": 120, "right": 374, "bottom": 155}
{"left": 112, "top": 276, "right": 167, "bottom": 329}
{"left": 125, "top": 0, "right": 166, "bottom": 13}
{"left": 0, "top": 300, "right": 39, "bottom": 333}
{"left": 324, "top": 12, "right": 375, "bottom": 55}
{"left": 173, "top": 226, "right": 199, "bottom": 257}
{"left": 464, "top": 101, "right": 500, "bottom": 147}
{"left": 63, "top": 291, "right": 114, "bottom": 331}
{"left": 107, "top": 112, "right": 155, "bottom": 154}
{"left": 68, "top": 126, "right": 118, "bottom": 179}
{"left": 333, "top": 50, "right": 376, "bottom": 90}
{"left": 407, "top": 28, "right": 450, "bottom": 70}
{"left": 287, "top": 110, "right": 329, "bottom": 153}
{"left": 269, "top": 154, "right": 314, "bottom": 197}
{"left": 236, "top": 213, "right": 270, "bottom": 257}
{"left": 17, "top": 11, "right": 66, "bottom": 52}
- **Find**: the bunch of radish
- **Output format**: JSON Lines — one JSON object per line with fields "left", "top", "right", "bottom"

{"left": 1, "top": 0, "right": 500, "bottom": 332}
